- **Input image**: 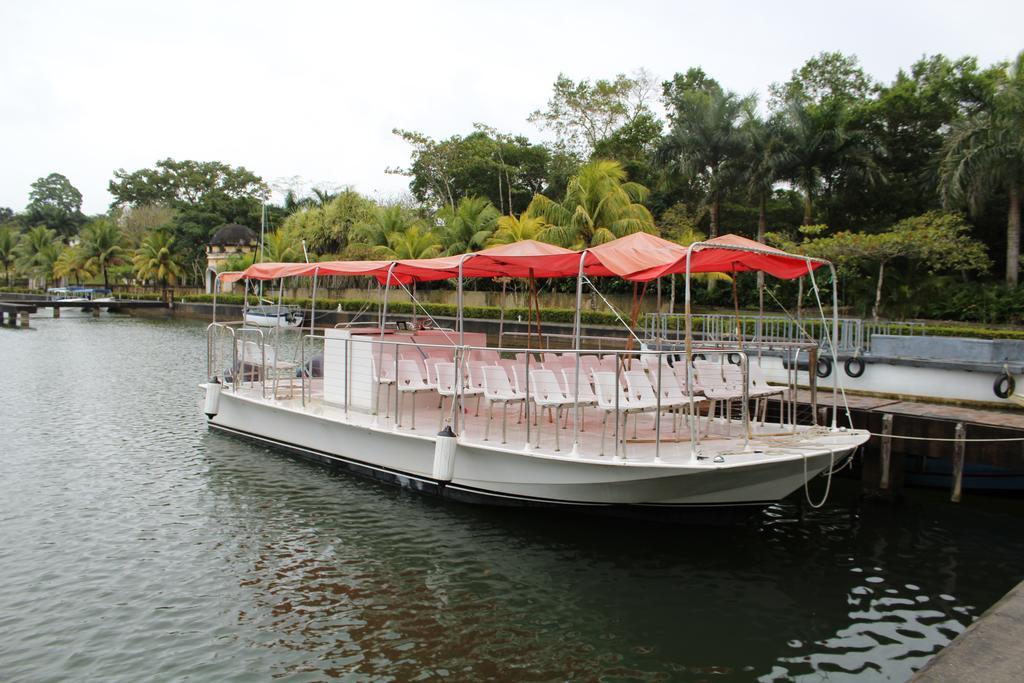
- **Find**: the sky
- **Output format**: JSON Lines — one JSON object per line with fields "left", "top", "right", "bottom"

{"left": 1, "top": 0, "right": 1022, "bottom": 215}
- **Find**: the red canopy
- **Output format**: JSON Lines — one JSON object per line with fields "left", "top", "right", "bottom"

{"left": 219, "top": 233, "right": 824, "bottom": 283}
{"left": 684, "top": 234, "right": 824, "bottom": 279}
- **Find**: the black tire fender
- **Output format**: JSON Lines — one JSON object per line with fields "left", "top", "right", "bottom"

{"left": 994, "top": 374, "right": 1016, "bottom": 399}
{"left": 727, "top": 353, "right": 742, "bottom": 365}
{"left": 816, "top": 357, "right": 832, "bottom": 379}
{"left": 844, "top": 357, "right": 866, "bottom": 378}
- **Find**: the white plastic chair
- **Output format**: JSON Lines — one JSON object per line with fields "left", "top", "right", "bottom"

{"left": 529, "top": 369, "right": 576, "bottom": 451}
{"left": 370, "top": 351, "right": 396, "bottom": 417}
{"left": 482, "top": 365, "right": 525, "bottom": 444}
{"left": 624, "top": 370, "right": 684, "bottom": 437}
{"left": 396, "top": 360, "right": 434, "bottom": 430}
{"left": 694, "top": 360, "right": 745, "bottom": 427}
{"left": 560, "top": 367, "right": 598, "bottom": 431}
{"left": 592, "top": 371, "right": 657, "bottom": 457}
{"left": 435, "top": 362, "right": 483, "bottom": 430}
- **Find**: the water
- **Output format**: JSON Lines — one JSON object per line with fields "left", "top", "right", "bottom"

{"left": 1, "top": 314, "right": 1021, "bottom": 682}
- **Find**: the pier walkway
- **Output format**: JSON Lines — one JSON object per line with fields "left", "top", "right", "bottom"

{"left": 1, "top": 298, "right": 169, "bottom": 326}
{"left": 913, "top": 579, "right": 1024, "bottom": 681}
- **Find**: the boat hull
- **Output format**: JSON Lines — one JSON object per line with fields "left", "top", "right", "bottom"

{"left": 206, "top": 388, "right": 853, "bottom": 511}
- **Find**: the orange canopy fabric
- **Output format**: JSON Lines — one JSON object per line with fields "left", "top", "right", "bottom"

{"left": 582, "top": 232, "right": 691, "bottom": 281}
{"left": 219, "top": 233, "right": 824, "bottom": 283}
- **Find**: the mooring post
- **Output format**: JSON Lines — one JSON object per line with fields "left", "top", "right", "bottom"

{"left": 951, "top": 422, "right": 966, "bottom": 503}
{"left": 817, "top": 406, "right": 828, "bottom": 428}
{"left": 91, "top": 306, "right": 100, "bottom": 318}
{"left": 880, "top": 413, "right": 893, "bottom": 490}
{"left": 53, "top": 306, "right": 60, "bottom": 318}
{"left": 19, "top": 311, "right": 30, "bottom": 327}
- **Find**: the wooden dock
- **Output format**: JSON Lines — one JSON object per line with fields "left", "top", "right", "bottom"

{"left": 794, "top": 389, "right": 1024, "bottom": 499}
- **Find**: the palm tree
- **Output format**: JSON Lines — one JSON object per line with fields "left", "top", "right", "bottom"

{"left": 658, "top": 87, "right": 751, "bottom": 238}
{"left": 777, "top": 96, "right": 882, "bottom": 226}
{"left": 263, "top": 229, "right": 302, "bottom": 262}
{"left": 741, "top": 109, "right": 790, "bottom": 244}
{"left": 488, "top": 214, "right": 548, "bottom": 245}
{"left": 353, "top": 205, "right": 420, "bottom": 248}
{"left": 0, "top": 227, "right": 17, "bottom": 285}
{"left": 53, "top": 246, "right": 93, "bottom": 285}
{"left": 134, "top": 231, "right": 184, "bottom": 299}
{"left": 776, "top": 97, "right": 839, "bottom": 225}
{"left": 438, "top": 196, "right": 499, "bottom": 255}
{"left": 14, "top": 225, "right": 61, "bottom": 288}
{"left": 380, "top": 224, "right": 442, "bottom": 260}
{"left": 940, "top": 51, "right": 1024, "bottom": 286}
{"left": 79, "top": 219, "right": 125, "bottom": 289}
{"left": 526, "top": 160, "right": 655, "bottom": 247}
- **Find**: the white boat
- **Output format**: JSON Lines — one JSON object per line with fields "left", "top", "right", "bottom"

{"left": 243, "top": 304, "right": 305, "bottom": 328}
{"left": 203, "top": 235, "right": 870, "bottom": 516}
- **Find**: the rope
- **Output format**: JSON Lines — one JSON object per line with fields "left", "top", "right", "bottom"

{"left": 802, "top": 448, "right": 835, "bottom": 509}
{"left": 865, "top": 431, "right": 1024, "bottom": 443}
{"left": 584, "top": 276, "right": 643, "bottom": 345}
{"left": 392, "top": 278, "right": 457, "bottom": 346}
{"left": 806, "top": 262, "right": 855, "bottom": 428}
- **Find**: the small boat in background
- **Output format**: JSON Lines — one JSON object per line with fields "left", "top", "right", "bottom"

{"left": 244, "top": 304, "right": 305, "bottom": 328}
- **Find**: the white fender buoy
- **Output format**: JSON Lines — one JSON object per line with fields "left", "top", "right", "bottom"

{"left": 204, "top": 379, "right": 222, "bottom": 419}
{"left": 432, "top": 425, "right": 458, "bottom": 481}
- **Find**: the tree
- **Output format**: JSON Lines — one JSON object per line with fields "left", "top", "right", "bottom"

{"left": 0, "top": 227, "right": 18, "bottom": 284}
{"left": 529, "top": 70, "right": 657, "bottom": 157}
{"left": 390, "top": 128, "right": 552, "bottom": 213}
{"left": 282, "top": 190, "right": 377, "bottom": 255}
{"left": 489, "top": 214, "right": 547, "bottom": 245}
{"left": 770, "top": 52, "right": 877, "bottom": 110}
{"left": 352, "top": 204, "right": 422, "bottom": 250}
{"left": 380, "top": 224, "right": 442, "bottom": 260}
{"left": 801, "top": 212, "right": 989, "bottom": 319}
{"left": 438, "top": 196, "right": 499, "bottom": 255}
{"left": 262, "top": 229, "right": 303, "bottom": 262}
{"left": 14, "top": 225, "right": 61, "bottom": 288}
{"left": 53, "top": 246, "right": 93, "bottom": 285}
{"left": 79, "top": 219, "right": 125, "bottom": 289}
{"left": 526, "top": 159, "right": 655, "bottom": 247}
{"left": 108, "top": 159, "right": 269, "bottom": 207}
{"left": 940, "top": 51, "right": 1024, "bottom": 286}
{"left": 658, "top": 70, "right": 751, "bottom": 240}
{"left": 741, "top": 109, "right": 789, "bottom": 244}
{"left": 861, "top": 54, "right": 999, "bottom": 224}
{"left": 113, "top": 203, "right": 176, "bottom": 249}
{"left": 133, "top": 231, "right": 184, "bottom": 297}
{"left": 26, "top": 173, "right": 86, "bottom": 239}
{"left": 108, "top": 159, "right": 269, "bottom": 285}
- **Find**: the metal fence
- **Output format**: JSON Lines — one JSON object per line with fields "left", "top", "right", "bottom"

{"left": 643, "top": 313, "right": 926, "bottom": 353}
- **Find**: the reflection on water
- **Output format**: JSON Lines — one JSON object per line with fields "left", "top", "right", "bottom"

{"left": 1, "top": 316, "right": 1021, "bottom": 681}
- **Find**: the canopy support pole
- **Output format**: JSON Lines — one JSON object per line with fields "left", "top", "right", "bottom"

{"left": 669, "top": 273, "right": 675, "bottom": 316}
{"left": 830, "top": 263, "right": 840, "bottom": 429}
{"left": 242, "top": 278, "right": 250, "bottom": 323}
{"left": 684, "top": 246, "right": 698, "bottom": 458}
{"left": 571, "top": 250, "right": 587, "bottom": 456}
{"left": 457, "top": 255, "right": 469, "bottom": 347}
{"left": 497, "top": 279, "right": 507, "bottom": 347}
{"left": 309, "top": 267, "right": 319, "bottom": 337}
{"left": 380, "top": 263, "right": 396, "bottom": 339}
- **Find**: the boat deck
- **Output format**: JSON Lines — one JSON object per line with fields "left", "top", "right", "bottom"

{"left": 228, "top": 379, "right": 866, "bottom": 467}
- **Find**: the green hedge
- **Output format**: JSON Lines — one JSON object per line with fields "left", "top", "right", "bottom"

{"left": 4, "top": 287, "right": 1021, "bottom": 340}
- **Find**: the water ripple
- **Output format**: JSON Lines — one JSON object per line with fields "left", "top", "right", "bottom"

{"left": 1, "top": 316, "right": 1021, "bottom": 681}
